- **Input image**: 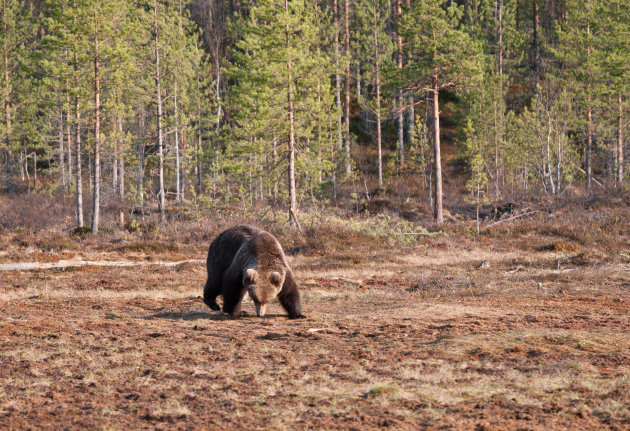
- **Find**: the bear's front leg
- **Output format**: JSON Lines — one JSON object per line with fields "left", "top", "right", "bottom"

{"left": 203, "top": 280, "right": 222, "bottom": 311}
{"left": 220, "top": 266, "right": 247, "bottom": 317}
{"left": 222, "top": 268, "right": 247, "bottom": 317}
{"left": 222, "top": 286, "right": 246, "bottom": 318}
{"left": 279, "top": 271, "right": 305, "bottom": 319}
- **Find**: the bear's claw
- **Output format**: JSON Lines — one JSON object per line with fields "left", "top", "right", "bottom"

{"left": 205, "top": 301, "right": 220, "bottom": 311}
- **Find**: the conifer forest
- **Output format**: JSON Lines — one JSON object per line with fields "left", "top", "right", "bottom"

{"left": 1, "top": 0, "right": 629, "bottom": 226}
{"left": 1, "top": 1, "right": 630, "bottom": 429}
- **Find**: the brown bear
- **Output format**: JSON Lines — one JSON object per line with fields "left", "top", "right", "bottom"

{"left": 203, "top": 225, "right": 304, "bottom": 319}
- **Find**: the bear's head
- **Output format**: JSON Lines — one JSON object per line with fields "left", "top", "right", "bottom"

{"left": 243, "top": 268, "right": 284, "bottom": 317}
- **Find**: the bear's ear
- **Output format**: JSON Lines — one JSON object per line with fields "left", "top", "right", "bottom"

{"left": 269, "top": 271, "right": 282, "bottom": 286}
{"left": 245, "top": 268, "right": 258, "bottom": 284}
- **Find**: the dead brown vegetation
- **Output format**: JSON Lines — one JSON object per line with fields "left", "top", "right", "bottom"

{"left": 0, "top": 194, "right": 629, "bottom": 429}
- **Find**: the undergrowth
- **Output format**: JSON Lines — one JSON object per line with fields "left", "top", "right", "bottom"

{"left": 1, "top": 192, "right": 628, "bottom": 260}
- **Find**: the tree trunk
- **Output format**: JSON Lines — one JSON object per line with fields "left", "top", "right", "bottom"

{"left": 195, "top": 66, "right": 203, "bottom": 196}
{"left": 74, "top": 45, "right": 84, "bottom": 227}
{"left": 343, "top": 0, "right": 351, "bottom": 176}
{"left": 374, "top": 7, "right": 382, "bottom": 188}
{"left": 333, "top": 0, "right": 342, "bottom": 153}
{"left": 180, "top": 130, "right": 185, "bottom": 200}
{"left": 330, "top": 123, "right": 337, "bottom": 202}
{"left": 618, "top": 92, "right": 623, "bottom": 186}
{"left": 112, "top": 136, "right": 118, "bottom": 192}
{"left": 405, "top": 0, "right": 414, "bottom": 150}
{"left": 137, "top": 143, "right": 145, "bottom": 206}
{"left": 174, "top": 84, "right": 181, "bottom": 202}
{"left": 497, "top": 0, "right": 503, "bottom": 76}
{"left": 395, "top": 0, "right": 403, "bottom": 164}
{"left": 65, "top": 89, "right": 72, "bottom": 189}
{"left": 197, "top": 94, "right": 202, "bottom": 196}
{"left": 3, "top": 4, "right": 14, "bottom": 195}
{"left": 492, "top": 95, "right": 502, "bottom": 196}
{"left": 273, "top": 136, "right": 279, "bottom": 202}
{"left": 317, "top": 77, "right": 323, "bottom": 184}
{"left": 112, "top": 101, "right": 118, "bottom": 194}
{"left": 476, "top": 199, "right": 480, "bottom": 234}
{"left": 136, "top": 106, "right": 145, "bottom": 206}
{"left": 285, "top": 0, "right": 300, "bottom": 229}
{"left": 585, "top": 104, "right": 592, "bottom": 194}
{"left": 585, "top": 17, "right": 592, "bottom": 195}
{"left": 533, "top": 0, "right": 540, "bottom": 85}
{"left": 91, "top": 12, "right": 101, "bottom": 235}
{"left": 155, "top": 0, "right": 165, "bottom": 222}
{"left": 546, "top": 112, "right": 556, "bottom": 194}
{"left": 25, "top": 150, "right": 30, "bottom": 193}
{"left": 117, "top": 115, "right": 124, "bottom": 198}
{"left": 396, "top": 100, "right": 404, "bottom": 163}
{"left": 557, "top": 125, "right": 562, "bottom": 192}
{"left": 432, "top": 78, "right": 443, "bottom": 224}
{"left": 215, "top": 57, "right": 221, "bottom": 152}
{"left": 407, "top": 97, "right": 415, "bottom": 147}
{"left": 356, "top": 59, "right": 360, "bottom": 101}
{"left": 496, "top": 0, "right": 504, "bottom": 195}
{"left": 59, "top": 111, "right": 66, "bottom": 187}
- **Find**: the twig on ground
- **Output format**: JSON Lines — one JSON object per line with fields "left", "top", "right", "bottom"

{"left": 482, "top": 210, "right": 539, "bottom": 231}
{"left": 0, "top": 259, "right": 205, "bottom": 272}
{"left": 575, "top": 167, "right": 605, "bottom": 188}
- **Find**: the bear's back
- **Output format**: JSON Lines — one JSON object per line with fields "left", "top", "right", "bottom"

{"left": 206, "top": 225, "right": 265, "bottom": 275}
{"left": 250, "top": 232, "right": 288, "bottom": 269}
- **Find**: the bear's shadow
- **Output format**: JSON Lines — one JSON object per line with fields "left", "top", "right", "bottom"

{"left": 144, "top": 311, "right": 288, "bottom": 321}
{"left": 144, "top": 311, "right": 228, "bottom": 321}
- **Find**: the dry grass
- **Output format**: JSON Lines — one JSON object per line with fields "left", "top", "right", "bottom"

{"left": 1, "top": 239, "right": 629, "bottom": 430}
{"left": 0, "top": 194, "right": 629, "bottom": 429}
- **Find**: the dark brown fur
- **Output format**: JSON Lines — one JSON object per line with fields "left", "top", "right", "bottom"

{"left": 203, "top": 225, "right": 304, "bottom": 319}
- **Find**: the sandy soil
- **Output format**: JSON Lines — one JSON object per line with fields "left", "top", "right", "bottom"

{"left": 1, "top": 244, "right": 629, "bottom": 430}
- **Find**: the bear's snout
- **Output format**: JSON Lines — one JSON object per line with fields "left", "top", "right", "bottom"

{"left": 255, "top": 302, "right": 267, "bottom": 317}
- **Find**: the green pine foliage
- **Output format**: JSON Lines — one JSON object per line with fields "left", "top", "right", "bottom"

{"left": 398, "top": 0, "right": 482, "bottom": 95}
{"left": 227, "top": 0, "right": 336, "bottom": 206}
{"left": 354, "top": 0, "right": 393, "bottom": 186}
{"left": 1, "top": 0, "right": 38, "bottom": 194}
{"left": 0, "top": 0, "right": 628, "bottom": 225}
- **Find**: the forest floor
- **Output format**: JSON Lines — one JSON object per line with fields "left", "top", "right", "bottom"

{"left": 1, "top": 200, "right": 630, "bottom": 430}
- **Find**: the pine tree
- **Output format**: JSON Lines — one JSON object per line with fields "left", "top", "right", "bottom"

{"left": 342, "top": 0, "right": 352, "bottom": 176}
{"left": 159, "top": 1, "right": 203, "bottom": 203}
{"left": 399, "top": 0, "right": 481, "bottom": 223}
{"left": 191, "top": 50, "right": 215, "bottom": 197}
{"left": 229, "top": 0, "right": 333, "bottom": 226}
{"left": 602, "top": 0, "right": 630, "bottom": 186}
{"left": 463, "top": 0, "right": 524, "bottom": 196}
{"left": 136, "top": 0, "right": 204, "bottom": 220}
{"left": 354, "top": 0, "right": 393, "bottom": 188}
{"left": 504, "top": 74, "right": 579, "bottom": 195}
{"left": 555, "top": 0, "right": 604, "bottom": 194}
{"left": 393, "top": 0, "right": 404, "bottom": 164}
{"left": 463, "top": 119, "right": 491, "bottom": 233}
{"left": 1, "top": 0, "right": 36, "bottom": 195}
{"left": 64, "top": 0, "right": 142, "bottom": 233}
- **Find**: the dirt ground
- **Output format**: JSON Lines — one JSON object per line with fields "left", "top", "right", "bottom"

{"left": 1, "top": 235, "right": 629, "bottom": 430}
